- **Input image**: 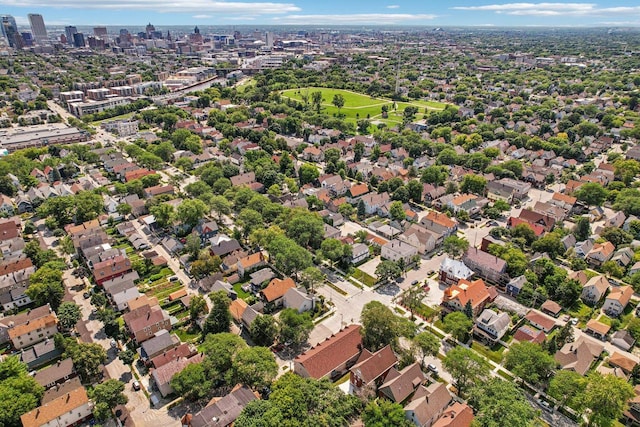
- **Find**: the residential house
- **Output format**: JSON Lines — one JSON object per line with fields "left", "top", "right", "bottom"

{"left": 283, "top": 287, "right": 314, "bottom": 313}
{"left": 612, "top": 247, "right": 635, "bottom": 267}
{"left": 518, "top": 209, "right": 556, "bottom": 232}
{"left": 20, "top": 339, "right": 61, "bottom": 369}
{"left": 360, "top": 192, "right": 391, "bottom": 216}
{"left": 378, "top": 362, "right": 425, "bottom": 404}
{"left": 139, "top": 330, "right": 180, "bottom": 363}
{"left": 606, "top": 211, "right": 627, "bottom": 228}
{"left": 550, "top": 192, "right": 577, "bottom": 212}
{"left": 575, "top": 239, "right": 595, "bottom": 258}
{"left": 439, "top": 257, "right": 474, "bottom": 286}
{"left": 586, "top": 242, "right": 615, "bottom": 267}
{"left": 144, "top": 185, "right": 174, "bottom": 199}
{"left": 123, "top": 304, "right": 171, "bottom": 343}
{"left": 0, "top": 194, "right": 14, "bottom": 216}
{"left": 473, "top": 309, "right": 511, "bottom": 344}
{"left": 431, "top": 402, "right": 474, "bottom": 427}
{"left": 612, "top": 330, "right": 636, "bottom": 351}
{"left": 230, "top": 172, "right": 256, "bottom": 187}
{"left": 0, "top": 304, "right": 51, "bottom": 345}
{"left": 462, "top": 247, "right": 508, "bottom": 285}
{"left": 349, "top": 345, "right": 397, "bottom": 391}
{"left": 609, "top": 352, "right": 637, "bottom": 376}
{"left": 209, "top": 235, "right": 242, "bottom": 258}
{"left": 302, "top": 146, "right": 323, "bottom": 162}
{"left": 381, "top": 239, "right": 418, "bottom": 264}
{"left": 9, "top": 311, "right": 58, "bottom": 350}
{"left": 398, "top": 224, "right": 437, "bottom": 255}
{"left": 585, "top": 319, "right": 611, "bottom": 340}
{"left": 555, "top": 336, "right": 604, "bottom": 375}
{"left": 152, "top": 354, "right": 205, "bottom": 397}
{"left": 603, "top": 286, "right": 634, "bottom": 317}
{"left": 150, "top": 343, "right": 198, "bottom": 369}
{"left": 513, "top": 325, "right": 546, "bottom": 344}
{"left": 351, "top": 243, "right": 370, "bottom": 264}
{"left": 524, "top": 310, "right": 557, "bottom": 333}
{"left": 404, "top": 382, "right": 452, "bottom": 427}
{"left": 581, "top": 275, "right": 610, "bottom": 305}
{"left": 33, "top": 358, "right": 76, "bottom": 389}
{"left": 506, "top": 275, "right": 527, "bottom": 297}
{"left": 441, "top": 278, "right": 496, "bottom": 317}
{"left": 20, "top": 385, "right": 92, "bottom": 427}
{"left": 347, "top": 183, "right": 370, "bottom": 202}
{"left": 486, "top": 178, "right": 531, "bottom": 202}
{"left": 92, "top": 255, "right": 132, "bottom": 285}
{"left": 237, "top": 252, "right": 266, "bottom": 277}
{"left": 181, "top": 385, "right": 259, "bottom": 427}
{"left": 540, "top": 300, "right": 563, "bottom": 318}
{"left": 193, "top": 220, "right": 218, "bottom": 243}
{"left": 260, "top": 277, "right": 296, "bottom": 308}
{"left": 294, "top": 325, "right": 363, "bottom": 380}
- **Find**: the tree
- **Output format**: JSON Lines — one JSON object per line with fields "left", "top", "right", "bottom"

{"left": 468, "top": 378, "right": 536, "bottom": 427}
{"left": 362, "top": 400, "right": 413, "bottom": 427}
{"left": 375, "top": 260, "right": 402, "bottom": 283}
{"left": 361, "top": 301, "right": 400, "bottom": 351}
{"left": 176, "top": 199, "right": 208, "bottom": 229}
{"left": 171, "top": 362, "right": 212, "bottom": 401}
{"left": 601, "top": 226, "right": 633, "bottom": 247}
{"left": 250, "top": 314, "right": 278, "bottom": 347}
{"left": 412, "top": 332, "right": 440, "bottom": 368}
{"left": 583, "top": 372, "right": 635, "bottom": 427}
{"left": 118, "top": 349, "right": 136, "bottom": 366}
{"left": 442, "top": 235, "right": 469, "bottom": 259}
{"left": 406, "top": 180, "right": 424, "bottom": 203}
{"left": 279, "top": 308, "right": 313, "bottom": 349}
{"left": 149, "top": 203, "right": 175, "bottom": 228}
{"left": 460, "top": 174, "right": 487, "bottom": 195}
{"left": 116, "top": 203, "right": 132, "bottom": 217}
{"left": 389, "top": 201, "right": 406, "bottom": 221}
{"left": 209, "top": 195, "right": 231, "bottom": 221}
{"left": 548, "top": 370, "right": 586, "bottom": 409}
{"left": 57, "top": 302, "right": 81, "bottom": 330}
{"left": 189, "top": 294, "right": 208, "bottom": 322}
{"left": 442, "top": 311, "right": 473, "bottom": 342}
{"left": 62, "top": 339, "right": 107, "bottom": 382}
{"left": 238, "top": 208, "right": 264, "bottom": 239}
{"left": 332, "top": 94, "right": 345, "bottom": 115}
{"left": 229, "top": 346, "right": 278, "bottom": 389}
{"left": 575, "top": 182, "right": 607, "bottom": 206}
{"left": 320, "top": 238, "right": 346, "bottom": 266}
{"left": 300, "top": 266, "right": 325, "bottom": 294}
{"left": 185, "top": 232, "right": 201, "bottom": 260}
{"left": 90, "top": 379, "right": 128, "bottom": 421}
{"left": 401, "top": 286, "right": 426, "bottom": 319}
{"left": 574, "top": 216, "right": 591, "bottom": 241}
{"left": 0, "top": 356, "right": 44, "bottom": 427}
{"left": 26, "top": 278, "right": 64, "bottom": 311}
{"left": 531, "top": 233, "right": 565, "bottom": 259}
{"left": 299, "top": 163, "right": 320, "bottom": 185}
{"left": 311, "top": 91, "right": 323, "bottom": 113}
{"left": 202, "top": 333, "right": 247, "bottom": 378}
{"left": 202, "top": 291, "right": 231, "bottom": 336}
{"left": 504, "top": 342, "right": 555, "bottom": 385}
{"left": 443, "top": 346, "right": 490, "bottom": 396}
{"left": 614, "top": 159, "right": 640, "bottom": 186}
{"left": 357, "top": 199, "right": 366, "bottom": 218}
{"left": 421, "top": 165, "right": 448, "bottom": 185}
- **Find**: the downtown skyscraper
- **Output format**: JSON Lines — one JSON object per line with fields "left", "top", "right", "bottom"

{"left": 28, "top": 13, "right": 47, "bottom": 43}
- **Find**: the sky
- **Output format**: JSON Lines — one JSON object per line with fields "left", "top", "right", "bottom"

{"left": 4, "top": 1, "right": 640, "bottom": 28}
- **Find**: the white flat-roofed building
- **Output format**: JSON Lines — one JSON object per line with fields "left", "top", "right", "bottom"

{"left": 69, "top": 96, "right": 131, "bottom": 117}
{"left": 0, "top": 123, "right": 89, "bottom": 152}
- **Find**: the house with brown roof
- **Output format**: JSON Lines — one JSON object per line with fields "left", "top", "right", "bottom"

{"left": 302, "top": 146, "right": 323, "bottom": 162}
{"left": 513, "top": 325, "right": 546, "bottom": 344}
{"left": 144, "top": 184, "right": 174, "bottom": 199}
{"left": 350, "top": 345, "right": 398, "bottom": 391}
{"left": 604, "top": 285, "right": 634, "bottom": 317}
{"left": 609, "top": 352, "right": 638, "bottom": 376}
{"left": 33, "top": 358, "right": 76, "bottom": 389}
{"left": 441, "top": 278, "right": 496, "bottom": 317}
{"left": 260, "top": 277, "right": 296, "bottom": 308}
{"left": 586, "top": 242, "right": 615, "bottom": 267}
{"left": 555, "top": 336, "right": 604, "bottom": 375}
{"left": 585, "top": 319, "right": 611, "bottom": 340}
{"left": 518, "top": 209, "right": 556, "bottom": 232}
{"left": 151, "top": 343, "right": 198, "bottom": 369}
{"left": 21, "top": 384, "right": 92, "bottom": 427}
{"left": 92, "top": 255, "right": 132, "bottom": 285}
{"left": 612, "top": 330, "right": 636, "bottom": 352}
{"left": 378, "top": 362, "right": 425, "bottom": 404}
{"left": 432, "top": 402, "right": 474, "bottom": 427}
{"left": 8, "top": 312, "right": 58, "bottom": 350}
{"left": 123, "top": 303, "right": 171, "bottom": 343}
{"left": 294, "top": 324, "right": 363, "bottom": 380}
{"left": 540, "top": 300, "right": 563, "bottom": 318}
{"left": 462, "top": 247, "right": 508, "bottom": 286}
{"left": 230, "top": 172, "right": 256, "bottom": 187}
{"left": 524, "top": 310, "right": 557, "bottom": 333}
{"left": 404, "top": 382, "right": 452, "bottom": 427}
{"left": 347, "top": 183, "right": 370, "bottom": 202}
{"left": 237, "top": 252, "right": 266, "bottom": 277}
{"left": 581, "top": 275, "right": 610, "bottom": 305}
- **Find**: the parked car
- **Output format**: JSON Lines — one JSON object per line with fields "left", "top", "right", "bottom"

{"left": 169, "top": 276, "right": 179, "bottom": 282}
{"left": 132, "top": 381, "right": 141, "bottom": 391}
{"left": 110, "top": 339, "right": 117, "bottom": 348}
{"left": 427, "top": 364, "right": 438, "bottom": 374}
{"left": 411, "top": 280, "right": 419, "bottom": 286}
{"left": 83, "top": 292, "right": 90, "bottom": 299}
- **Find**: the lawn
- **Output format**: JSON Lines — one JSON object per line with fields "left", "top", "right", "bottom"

{"left": 351, "top": 269, "right": 376, "bottom": 287}
{"left": 91, "top": 111, "right": 136, "bottom": 125}
{"left": 233, "top": 282, "right": 251, "bottom": 300}
{"left": 280, "top": 87, "right": 448, "bottom": 126}
{"left": 174, "top": 326, "right": 201, "bottom": 344}
{"left": 471, "top": 342, "right": 506, "bottom": 364}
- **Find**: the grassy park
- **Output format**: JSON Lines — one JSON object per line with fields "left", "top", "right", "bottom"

{"left": 280, "top": 87, "right": 448, "bottom": 126}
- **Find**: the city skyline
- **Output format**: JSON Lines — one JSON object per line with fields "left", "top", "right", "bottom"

{"left": 2, "top": 1, "right": 640, "bottom": 28}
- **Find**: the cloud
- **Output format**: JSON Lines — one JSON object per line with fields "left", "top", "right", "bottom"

{"left": 274, "top": 13, "right": 437, "bottom": 24}
{"left": 193, "top": 14, "right": 212, "bottom": 19}
{"left": 451, "top": 2, "right": 640, "bottom": 17}
{"left": 386, "top": 5, "right": 400, "bottom": 9}
{"left": 0, "top": 0, "right": 301, "bottom": 14}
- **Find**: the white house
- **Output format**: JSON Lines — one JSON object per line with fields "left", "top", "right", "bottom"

{"left": 603, "top": 285, "right": 633, "bottom": 317}
{"left": 473, "top": 309, "right": 510, "bottom": 343}
{"left": 381, "top": 239, "right": 418, "bottom": 264}
{"left": 283, "top": 287, "right": 315, "bottom": 313}
{"left": 351, "top": 243, "right": 369, "bottom": 264}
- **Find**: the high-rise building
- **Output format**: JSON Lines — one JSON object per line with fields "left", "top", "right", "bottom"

{"left": 65, "top": 26, "right": 77, "bottom": 45}
{"left": 1, "top": 15, "right": 18, "bottom": 48}
{"left": 28, "top": 14, "right": 47, "bottom": 43}
{"left": 93, "top": 26, "right": 107, "bottom": 38}
{"left": 21, "top": 32, "right": 33, "bottom": 46}
{"left": 72, "top": 32, "right": 85, "bottom": 48}
{"left": 265, "top": 31, "right": 274, "bottom": 48}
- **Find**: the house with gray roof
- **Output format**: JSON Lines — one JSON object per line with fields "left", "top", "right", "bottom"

{"left": 473, "top": 309, "right": 511, "bottom": 344}
{"left": 439, "top": 257, "right": 474, "bottom": 286}
{"left": 283, "top": 287, "right": 315, "bottom": 313}
{"left": 139, "top": 330, "right": 180, "bottom": 362}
